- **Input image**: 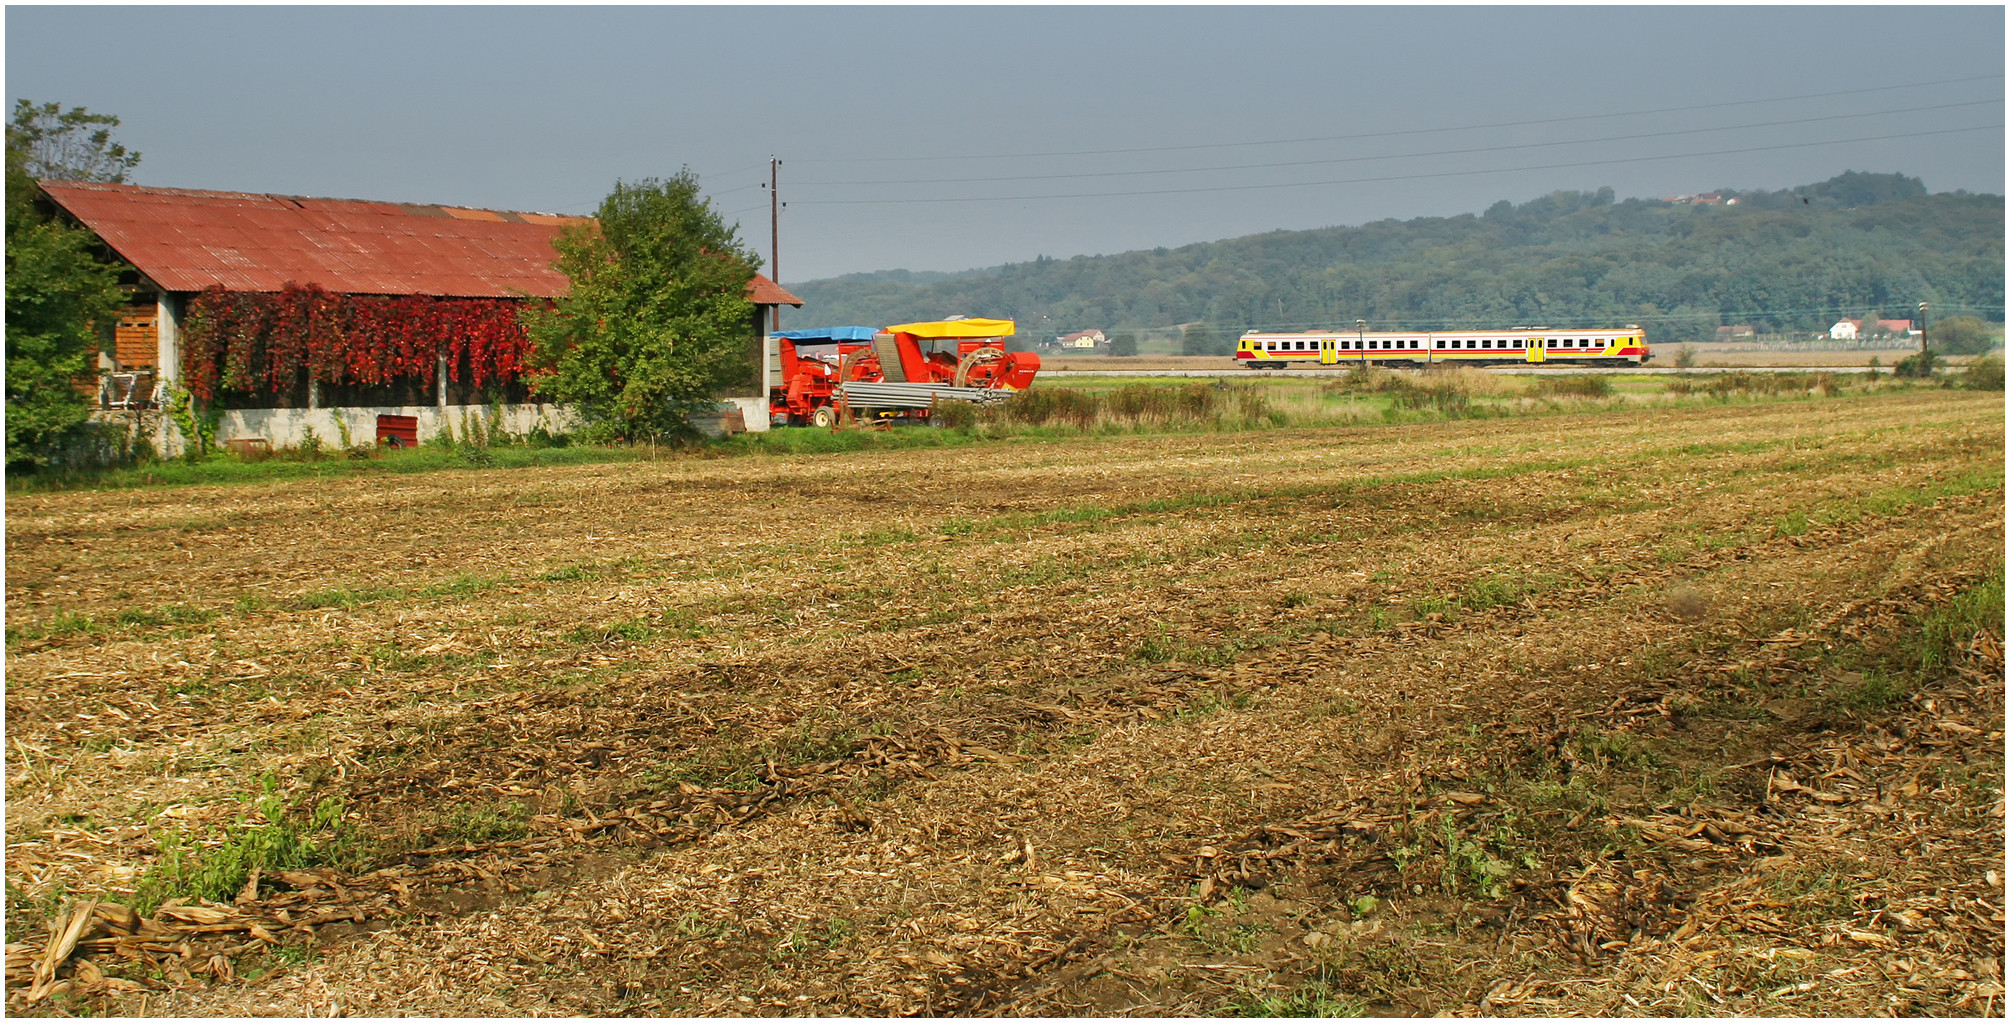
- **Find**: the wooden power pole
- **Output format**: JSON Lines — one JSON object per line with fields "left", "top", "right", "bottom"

{"left": 770, "top": 157, "right": 781, "bottom": 330}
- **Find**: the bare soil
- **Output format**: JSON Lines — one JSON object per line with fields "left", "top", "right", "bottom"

{"left": 5, "top": 390, "right": 2003, "bottom": 1016}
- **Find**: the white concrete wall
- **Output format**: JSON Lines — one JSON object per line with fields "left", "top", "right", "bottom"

{"left": 214, "top": 403, "right": 581, "bottom": 450}
{"left": 722, "top": 396, "right": 772, "bottom": 432}
{"left": 136, "top": 399, "right": 767, "bottom": 456}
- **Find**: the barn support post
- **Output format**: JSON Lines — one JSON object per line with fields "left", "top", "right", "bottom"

{"left": 154, "top": 292, "right": 182, "bottom": 387}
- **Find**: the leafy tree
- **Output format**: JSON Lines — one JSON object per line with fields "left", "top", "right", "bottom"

{"left": 1925, "top": 315, "right": 1998, "bottom": 355}
{"left": 5, "top": 111, "right": 127, "bottom": 470}
{"left": 8, "top": 100, "right": 141, "bottom": 183}
{"left": 522, "top": 173, "right": 759, "bottom": 442}
{"left": 1181, "top": 322, "right": 1233, "bottom": 357}
{"left": 1107, "top": 331, "right": 1138, "bottom": 357}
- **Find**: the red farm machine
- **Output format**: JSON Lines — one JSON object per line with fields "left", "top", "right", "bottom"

{"left": 767, "top": 319, "right": 1040, "bottom": 427}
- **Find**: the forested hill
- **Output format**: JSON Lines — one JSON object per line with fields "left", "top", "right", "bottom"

{"left": 788, "top": 172, "right": 2003, "bottom": 349}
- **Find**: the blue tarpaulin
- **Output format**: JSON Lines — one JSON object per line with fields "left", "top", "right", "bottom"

{"left": 771, "top": 327, "right": 879, "bottom": 342}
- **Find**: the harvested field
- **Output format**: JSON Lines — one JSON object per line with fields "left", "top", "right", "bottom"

{"left": 5, "top": 389, "right": 2004, "bottom": 1016}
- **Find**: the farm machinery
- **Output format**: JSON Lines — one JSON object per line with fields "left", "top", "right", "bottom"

{"left": 767, "top": 318, "right": 1040, "bottom": 427}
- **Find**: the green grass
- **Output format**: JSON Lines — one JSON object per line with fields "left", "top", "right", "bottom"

{"left": 7, "top": 442, "right": 653, "bottom": 494}
{"left": 1910, "top": 567, "right": 2004, "bottom": 674}
{"left": 132, "top": 791, "right": 364, "bottom": 915}
{"left": 434, "top": 800, "right": 531, "bottom": 845}
{"left": 1224, "top": 979, "right": 1368, "bottom": 1017}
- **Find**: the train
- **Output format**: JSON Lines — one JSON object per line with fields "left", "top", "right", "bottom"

{"left": 1235, "top": 326, "right": 1650, "bottom": 367}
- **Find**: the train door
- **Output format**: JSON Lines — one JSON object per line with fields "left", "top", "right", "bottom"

{"left": 1320, "top": 337, "right": 1337, "bottom": 365}
{"left": 1526, "top": 336, "right": 1546, "bottom": 364}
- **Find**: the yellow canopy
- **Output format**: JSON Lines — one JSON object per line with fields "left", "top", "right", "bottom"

{"left": 883, "top": 318, "right": 1016, "bottom": 339}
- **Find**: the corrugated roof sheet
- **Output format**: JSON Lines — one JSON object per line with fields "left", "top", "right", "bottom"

{"left": 39, "top": 180, "right": 805, "bottom": 306}
{"left": 748, "top": 274, "right": 803, "bottom": 307}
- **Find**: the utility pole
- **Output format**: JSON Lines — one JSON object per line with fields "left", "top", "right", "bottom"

{"left": 770, "top": 157, "right": 781, "bottom": 331}
{"left": 1917, "top": 301, "right": 1928, "bottom": 357}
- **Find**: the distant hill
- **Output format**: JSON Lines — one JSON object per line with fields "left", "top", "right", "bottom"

{"left": 788, "top": 172, "right": 2003, "bottom": 349}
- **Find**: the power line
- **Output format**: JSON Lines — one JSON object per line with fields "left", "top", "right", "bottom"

{"left": 791, "top": 74, "right": 2005, "bottom": 165}
{"left": 798, "top": 100, "right": 2002, "bottom": 189}
{"left": 792, "top": 124, "right": 2003, "bottom": 206}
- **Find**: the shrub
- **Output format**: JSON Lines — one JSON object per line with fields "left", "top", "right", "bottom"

{"left": 991, "top": 383, "right": 1277, "bottom": 432}
{"left": 929, "top": 399, "right": 980, "bottom": 432}
{"left": 1892, "top": 350, "right": 1939, "bottom": 379}
{"left": 1958, "top": 354, "right": 2004, "bottom": 391}
{"left": 1531, "top": 375, "right": 1612, "bottom": 399}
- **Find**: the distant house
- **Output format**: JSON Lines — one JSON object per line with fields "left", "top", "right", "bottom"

{"left": 1715, "top": 325, "right": 1756, "bottom": 340}
{"left": 1829, "top": 319, "right": 1862, "bottom": 340}
{"left": 1057, "top": 329, "right": 1106, "bottom": 350}
{"left": 1875, "top": 318, "right": 1919, "bottom": 337}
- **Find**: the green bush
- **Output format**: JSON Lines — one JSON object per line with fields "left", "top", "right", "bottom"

{"left": 1958, "top": 354, "right": 2004, "bottom": 391}
{"left": 1892, "top": 350, "right": 1939, "bottom": 379}
{"left": 928, "top": 399, "right": 981, "bottom": 432}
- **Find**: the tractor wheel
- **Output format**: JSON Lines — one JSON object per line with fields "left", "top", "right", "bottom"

{"left": 811, "top": 405, "right": 837, "bottom": 428}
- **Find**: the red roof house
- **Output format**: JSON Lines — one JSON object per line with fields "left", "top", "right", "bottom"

{"left": 37, "top": 180, "right": 799, "bottom": 421}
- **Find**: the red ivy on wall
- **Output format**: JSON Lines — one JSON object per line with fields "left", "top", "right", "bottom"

{"left": 179, "top": 283, "right": 533, "bottom": 401}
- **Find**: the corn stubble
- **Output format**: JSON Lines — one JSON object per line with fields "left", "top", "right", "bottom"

{"left": 4, "top": 389, "right": 2002, "bottom": 1016}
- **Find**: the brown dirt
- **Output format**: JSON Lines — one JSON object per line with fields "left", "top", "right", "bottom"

{"left": 5, "top": 390, "right": 2003, "bottom": 1016}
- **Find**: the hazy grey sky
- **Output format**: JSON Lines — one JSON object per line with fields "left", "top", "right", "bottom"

{"left": 7, "top": 5, "right": 2003, "bottom": 284}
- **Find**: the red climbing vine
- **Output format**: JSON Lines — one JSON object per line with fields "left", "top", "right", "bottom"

{"left": 178, "top": 283, "right": 533, "bottom": 401}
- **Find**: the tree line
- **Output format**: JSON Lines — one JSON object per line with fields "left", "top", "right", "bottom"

{"left": 791, "top": 172, "right": 2003, "bottom": 353}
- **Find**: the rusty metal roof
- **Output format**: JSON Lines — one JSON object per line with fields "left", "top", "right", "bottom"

{"left": 39, "top": 180, "right": 803, "bottom": 306}
{"left": 747, "top": 274, "right": 802, "bottom": 307}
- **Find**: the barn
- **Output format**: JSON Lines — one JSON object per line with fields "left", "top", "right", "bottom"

{"left": 37, "top": 180, "right": 801, "bottom": 449}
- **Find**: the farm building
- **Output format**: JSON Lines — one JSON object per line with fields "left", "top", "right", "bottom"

{"left": 36, "top": 180, "right": 801, "bottom": 450}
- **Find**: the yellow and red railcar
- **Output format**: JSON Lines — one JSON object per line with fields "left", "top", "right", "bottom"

{"left": 1235, "top": 327, "right": 1649, "bottom": 367}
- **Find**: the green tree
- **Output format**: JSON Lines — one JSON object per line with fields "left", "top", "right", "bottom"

{"left": 1926, "top": 315, "right": 1998, "bottom": 355}
{"left": 5, "top": 112, "right": 127, "bottom": 470}
{"left": 1181, "top": 322, "right": 1233, "bottom": 357}
{"left": 1107, "top": 331, "right": 1138, "bottom": 357}
{"left": 522, "top": 173, "right": 760, "bottom": 442}
{"left": 8, "top": 100, "right": 141, "bottom": 183}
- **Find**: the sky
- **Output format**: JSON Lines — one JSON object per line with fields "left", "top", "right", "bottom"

{"left": 6, "top": 5, "right": 2004, "bottom": 285}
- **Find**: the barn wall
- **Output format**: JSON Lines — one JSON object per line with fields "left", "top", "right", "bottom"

{"left": 217, "top": 403, "right": 581, "bottom": 450}
{"left": 131, "top": 402, "right": 590, "bottom": 457}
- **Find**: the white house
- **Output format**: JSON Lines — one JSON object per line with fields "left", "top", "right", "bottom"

{"left": 1056, "top": 329, "right": 1106, "bottom": 350}
{"left": 1829, "top": 319, "right": 1861, "bottom": 340}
